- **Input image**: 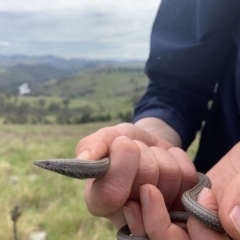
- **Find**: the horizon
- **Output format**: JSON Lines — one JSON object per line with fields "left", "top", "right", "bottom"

{"left": 0, "top": 53, "right": 146, "bottom": 62}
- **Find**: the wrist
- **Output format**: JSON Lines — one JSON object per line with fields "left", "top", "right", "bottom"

{"left": 134, "top": 117, "right": 182, "bottom": 148}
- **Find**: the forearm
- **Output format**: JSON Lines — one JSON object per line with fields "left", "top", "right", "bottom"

{"left": 134, "top": 117, "right": 182, "bottom": 148}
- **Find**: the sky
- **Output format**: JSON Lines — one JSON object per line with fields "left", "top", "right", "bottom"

{"left": 0, "top": 0, "right": 160, "bottom": 60}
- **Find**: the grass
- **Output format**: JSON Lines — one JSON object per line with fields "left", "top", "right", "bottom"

{"left": 0, "top": 122, "right": 119, "bottom": 240}
{"left": 36, "top": 68, "right": 149, "bottom": 117}
{"left": 0, "top": 122, "right": 199, "bottom": 240}
{"left": 2, "top": 68, "right": 149, "bottom": 123}
{"left": 42, "top": 69, "right": 148, "bottom": 100}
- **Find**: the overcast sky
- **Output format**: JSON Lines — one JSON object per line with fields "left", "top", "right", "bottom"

{"left": 0, "top": 0, "right": 160, "bottom": 60}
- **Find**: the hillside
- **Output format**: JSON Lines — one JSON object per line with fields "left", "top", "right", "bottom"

{"left": 0, "top": 55, "right": 144, "bottom": 95}
{"left": 0, "top": 66, "right": 149, "bottom": 124}
{"left": 33, "top": 67, "right": 147, "bottom": 98}
{"left": 0, "top": 64, "right": 67, "bottom": 94}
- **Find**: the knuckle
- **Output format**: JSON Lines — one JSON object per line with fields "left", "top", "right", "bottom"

{"left": 136, "top": 157, "right": 158, "bottom": 184}
{"left": 145, "top": 225, "right": 161, "bottom": 239}
{"left": 162, "top": 157, "right": 180, "bottom": 176}
{"left": 97, "top": 182, "right": 129, "bottom": 208}
{"left": 151, "top": 147, "right": 180, "bottom": 179}
{"left": 84, "top": 180, "right": 129, "bottom": 217}
{"left": 112, "top": 137, "right": 140, "bottom": 159}
{"left": 116, "top": 122, "right": 133, "bottom": 131}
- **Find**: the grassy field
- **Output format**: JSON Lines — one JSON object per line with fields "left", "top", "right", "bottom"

{"left": 0, "top": 122, "right": 199, "bottom": 240}
{"left": 0, "top": 122, "right": 120, "bottom": 240}
{"left": 38, "top": 68, "right": 149, "bottom": 118}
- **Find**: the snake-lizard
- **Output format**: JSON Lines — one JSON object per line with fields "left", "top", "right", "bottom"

{"left": 34, "top": 158, "right": 225, "bottom": 239}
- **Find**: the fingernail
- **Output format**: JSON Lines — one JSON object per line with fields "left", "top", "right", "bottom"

{"left": 230, "top": 205, "right": 240, "bottom": 234}
{"left": 197, "top": 187, "right": 210, "bottom": 203}
{"left": 140, "top": 186, "right": 151, "bottom": 208}
{"left": 77, "top": 151, "right": 90, "bottom": 160}
{"left": 123, "top": 207, "right": 135, "bottom": 227}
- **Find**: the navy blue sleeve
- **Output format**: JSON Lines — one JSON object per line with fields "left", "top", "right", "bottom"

{"left": 133, "top": 0, "right": 240, "bottom": 150}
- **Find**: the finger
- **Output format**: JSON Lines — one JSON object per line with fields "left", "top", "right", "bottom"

{"left": 188, "top": 187, "right": 229, "bottom": 240}
{"left": 207, "top": 142, "right": 240, "bottom": 198}
{"left": 124, "top": 143, "right": 179, "bottom": 237}
{"left": 75, "top": 123, "right": 160, "bottom": 160}
{"left": 218, "top": 173, "right": 240, "bottom": 239}
{"left": 168, "top": 148, "right": 197, "bottom": 210}
{"left": 129, "top": 140, "right": 159, "bottom": 201}
{"left": 123, "top": 200, "right": 146, "bottom": 237}
{"left": 205, "top": 143, "right": 240, "bottom": 239}
{"left": 149, "top": 146, "right": 182, "bottom": 209}
{"left": 84, "top": 136, "right": 140, "bottom": 219}
{"left": 140, "top": 184, "right": 190, "bottom": 240}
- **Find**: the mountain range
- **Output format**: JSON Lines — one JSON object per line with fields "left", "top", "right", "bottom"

{"left": 0, "top": 55, "right": 143, "bottom": 95}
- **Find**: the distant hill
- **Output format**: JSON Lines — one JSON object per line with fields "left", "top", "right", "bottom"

{"left": 32, "top": 66, "right": 148, "bottom": 99}
{"left": 0, "top": 63, "right": 67, "bottom": 94}
{"left": 0, "top": 55, "right": 118, "bottom": 72}
{"left": 0, "top": 65, "right": 149, "bottom": 124}
{"left": 0, "top": 55, "right": 144, "bottom": 95}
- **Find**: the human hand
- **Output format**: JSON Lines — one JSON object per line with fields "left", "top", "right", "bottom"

{"left": 205, "top": 142, "right": 240, "bottom": 239}
{"left": 75, "top": 123, "right": 197, "bottom": 229}
{"left": 127, "top": 143, "right": 240, "bottom": 239}
{"left": 125, "top": 183, "right": 229, "bottom": 240}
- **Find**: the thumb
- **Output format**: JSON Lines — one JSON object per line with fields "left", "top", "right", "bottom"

{"left": 139, "top": 184, "right": 190, "bottom": 240}
{"left": 218, "top": 173, "right": 240, "bottom": 239}
{"left": 187, "top": 188, "right": 228, "bottom": 240}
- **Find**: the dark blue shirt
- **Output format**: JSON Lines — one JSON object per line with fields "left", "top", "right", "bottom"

{"left": 133, "top": 0, "right": 240, "bottom": 173}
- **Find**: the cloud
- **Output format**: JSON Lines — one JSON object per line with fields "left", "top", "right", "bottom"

{"left": 0, "top": 0, "right": 159, "bottom": 12}
{"left": 0, "top": 0, "right": 160, "bottom": 59}
{"left": 0, "top": 41, "right": 10, "bottom": 46}
{"left": 0, "top": 6, "right": 156, "bottom": 42}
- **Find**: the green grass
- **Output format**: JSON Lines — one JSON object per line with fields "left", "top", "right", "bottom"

{"left": 42, "top": 69, "right": 148, "bottom": 99}
{"left": 1, "top": 68, "right": 149, "bottom": 123}
{"left": 37, "top": 68, "right": 149, "bottom": 117}
{"left": 0, "top": 122, "right": 199, "bottom": 240}
{"left": 0, "top": 122, "right": 119, "bottom": 240}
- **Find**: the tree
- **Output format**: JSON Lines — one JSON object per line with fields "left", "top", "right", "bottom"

{"left": 48, "top": 102, "right": 60, "bottom": 112}
{"left": 62, "top": 98, "right": 70, "bottom": 108}
{"left": 38, "top": 98, "right": 46, "bottom": 109}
